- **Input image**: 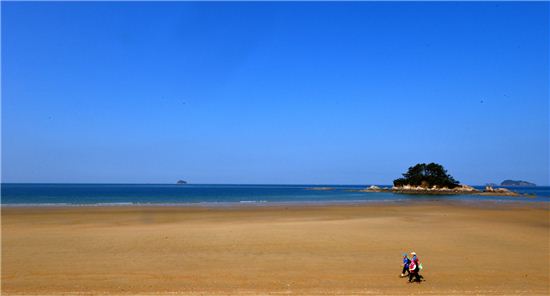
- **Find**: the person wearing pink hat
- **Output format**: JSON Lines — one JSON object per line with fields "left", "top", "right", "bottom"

{"left": 408, "top": 251, "right": 423, "bottom": 283}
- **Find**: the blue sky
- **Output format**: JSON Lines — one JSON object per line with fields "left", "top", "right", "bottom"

{"left": 2, "top": 2, "right": 549, "bottom": 185}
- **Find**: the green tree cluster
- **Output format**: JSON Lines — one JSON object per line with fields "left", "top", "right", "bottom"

{"left": 393, "top": 163, "right": 459, "bottom": 189}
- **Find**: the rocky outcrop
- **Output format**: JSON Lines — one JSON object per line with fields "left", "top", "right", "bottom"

{"left": 480, "top": 187, "right": 520, "bottom": 196}
{"left": 347, "top": 185, "right": 391, "bottom": 193}
{"left": 485, "top": 186, "right": 495, "bottom": 192}
{"left": 349, "top": 184, "right": 526, "bottom": 197}
{"left": 457, "top": 184, "right": 477, "bottom": 192}
{"left": 390, "top": 184, "right": 481, "bottom": 195}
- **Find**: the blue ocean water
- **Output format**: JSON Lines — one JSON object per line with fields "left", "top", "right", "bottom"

{"left": 1, "top": 184, "right": 549, "bottom": 206}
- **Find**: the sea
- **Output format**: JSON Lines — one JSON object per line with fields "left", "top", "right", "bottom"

{"left": 1, "top": 183, "right": 549, "bottom": 207}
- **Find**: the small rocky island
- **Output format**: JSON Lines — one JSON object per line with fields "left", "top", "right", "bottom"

{"left": 176, "top": 180, "right": 187, "bottom": 185}
{"left": 357, "top": 163, "right": 525, "bottom": 197}
{"left": 500, "top": 180, "right": 536, "bottom": 187}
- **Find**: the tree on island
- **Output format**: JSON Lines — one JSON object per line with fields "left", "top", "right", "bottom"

{"left": 393, "top": 163, "right": 459, "bottom": 189}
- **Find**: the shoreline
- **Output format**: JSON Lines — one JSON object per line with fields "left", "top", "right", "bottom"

{"left": 2, "top": 196, "right": 549, "bottom": 209}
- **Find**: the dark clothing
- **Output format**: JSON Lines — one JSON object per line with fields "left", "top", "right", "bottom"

{"left": 402, "top": 257, "right": 411, "bottom": 275}
{"left": 408, "top": 261, "right": 422, "bottom": 282}
{"left": 408, "top": 271, "right": 421, "bottom": 282}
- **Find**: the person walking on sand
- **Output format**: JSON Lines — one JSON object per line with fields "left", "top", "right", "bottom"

{"left": 408, "top": 252, "right": 423, "bottom": 283}
{"left": 400, "top": 253, "right": 411, "bottom": 277}
{"left": 411, "top": 251, "right": 417, "bottom": 262}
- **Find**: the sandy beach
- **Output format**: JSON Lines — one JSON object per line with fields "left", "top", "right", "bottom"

{"left": 2, "top": 202, "right": 549, "bottom": 295}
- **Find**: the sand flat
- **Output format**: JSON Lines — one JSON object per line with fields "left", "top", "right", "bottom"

{"left": 2, "top": 202, "right": 549, "bottom": 295}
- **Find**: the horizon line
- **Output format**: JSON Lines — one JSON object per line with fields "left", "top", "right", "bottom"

{"left": 2, "top": 182, "right": 545, "bottom": 187}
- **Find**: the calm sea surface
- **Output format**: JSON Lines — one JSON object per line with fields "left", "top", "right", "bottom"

{"left": 2, "top": 184, "right": 549, "bottom": 206}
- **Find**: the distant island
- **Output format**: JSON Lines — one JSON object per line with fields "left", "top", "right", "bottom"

{"left": 355, "top": 163, "right": 524, "bottom": 197}
{"left": 176, "top": 180, "right": 187, "bottom": 185}
{"left": 500, "top": 180, "right": 536, "bottom": 187}
{"left": 393, "top": 163, "right": 459, "bottom": 189}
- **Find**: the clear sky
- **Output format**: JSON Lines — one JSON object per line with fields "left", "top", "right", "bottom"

{"left": 2, "top": 1, "right": 549, "bottom": 185}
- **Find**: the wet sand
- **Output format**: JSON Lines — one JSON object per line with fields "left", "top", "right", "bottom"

{"left": 2, "top": 202, "right": 549, "bottom": 295}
